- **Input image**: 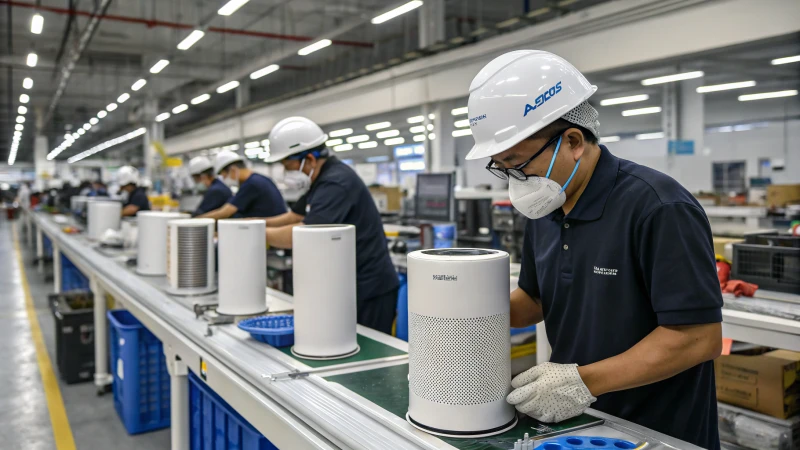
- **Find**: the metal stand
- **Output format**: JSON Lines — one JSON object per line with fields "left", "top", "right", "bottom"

{"left": 36, "top": 228, "right": 44, "bottom": 274}
{"left": 91, "top": 277, "right": 112, "bottom": 394}
{"left": 165, "top": 347, "right": 189, "bottom": 450}
{"left": 53, "top": 243, "right": 61, "bottom": 294}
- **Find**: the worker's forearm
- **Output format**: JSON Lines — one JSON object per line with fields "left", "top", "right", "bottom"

{"left": 578, "top": 323, "right": 722, "bottom": 397}
{"left": 265, "top": 224, "right": 297, "bottom": 249}
{"left": 198, "top": 204, "right": 235, "bottom": 220}
{"left": 264, "top": 211, "right": 303, "bottom": 227}
{"left": 122, "top": 205, "right": 139, "bottom": 217}
{"left": 510, "top": 287, "right": 544, "bottom": 328}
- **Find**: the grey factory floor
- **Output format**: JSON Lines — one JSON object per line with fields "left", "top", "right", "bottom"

{"left": 0, "top": 216, "right": 169, "bottom": 450}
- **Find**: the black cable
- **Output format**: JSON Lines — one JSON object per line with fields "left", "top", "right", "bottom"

{"left": 53, "top": 0, "right": 76, "bottom": 79}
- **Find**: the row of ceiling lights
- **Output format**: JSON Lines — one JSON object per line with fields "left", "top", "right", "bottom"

{"left": 53, "top": 1, "right": 425, "bottom": 162}
{"left": 7, "top": 12, "right": 44, "bottom": 165}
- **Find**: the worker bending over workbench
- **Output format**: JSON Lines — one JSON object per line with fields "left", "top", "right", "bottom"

{"left": 261, "top": 117, "right": 399, "bottom": 334}
{"left": 188, "top": 156, "right": 232, "bottom": 217}
{"left": 117, "top": 165, "right": 150, "bottom": 217}
{"left": 198, "top": 151, "right": 286, "bottom": 219}
{"left": 467, "top": 51, "right": 723, "bottom": 449}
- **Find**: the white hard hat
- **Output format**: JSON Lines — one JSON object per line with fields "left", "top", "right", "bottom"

{"left": 117, "top": 166, "right": 140, "bottom": 186}
{"left": 465, "top": 50, "right": 598, "bottom": 161}
{"left": 189, "top": 156, "right": 213, "bottom": 175}
{"left": 214, "top": 150, "right": 244, "bottom": 174}
{"left": 264, "top": 116, "right": 328, "bottom": 163}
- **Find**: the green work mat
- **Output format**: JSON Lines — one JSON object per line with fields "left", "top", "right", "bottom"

{"left": 325, "top": 364, "right": 602, "bottom": 450}
{"left": 278, "top": 334, "right": 406, "bottom": 368}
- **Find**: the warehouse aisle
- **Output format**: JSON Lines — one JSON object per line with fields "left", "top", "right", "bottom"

{"left": 0, "top": 218, "right": 170, "bottom": 450}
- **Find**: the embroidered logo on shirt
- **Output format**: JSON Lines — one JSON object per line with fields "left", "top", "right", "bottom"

{"left": 593, "top": 266, "right": 618, "bottom": 276}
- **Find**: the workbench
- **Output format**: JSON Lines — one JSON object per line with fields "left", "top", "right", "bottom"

{"left": 21, "top": 208, "right": 713, "bottom": 450}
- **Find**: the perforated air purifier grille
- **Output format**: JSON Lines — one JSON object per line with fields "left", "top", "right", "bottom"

{"left": 177, "top": 226, "right": 208, "bottom": 288}
{"left": 409, "top": 312, "right": 511, "bottom": 406}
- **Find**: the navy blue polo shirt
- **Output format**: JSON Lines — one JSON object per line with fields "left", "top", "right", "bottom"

{"left": 518, "top": 146, "right": 722, "bottom": 450}
{"left": 125, "top": 187, "right": 150, "bottom": 211}
{"left": 193, "top": 178, "right": 232, "bottom": 216}
{"left": 228, "top": 173, "right": 286, "bottom": 218}
{"left": 295, "top": 157, "right": 399, "bottom": 302}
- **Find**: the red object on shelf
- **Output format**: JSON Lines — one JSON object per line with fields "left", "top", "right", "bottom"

{"left": 716, "top": 261, "right": 731, "bottom": 285}
{"left": 722, "top": 280, "right": 759, "bottom": 297}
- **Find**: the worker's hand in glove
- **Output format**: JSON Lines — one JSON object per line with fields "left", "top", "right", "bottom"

{"left": 506, "top": 362, "right": 597, "bottom": 423}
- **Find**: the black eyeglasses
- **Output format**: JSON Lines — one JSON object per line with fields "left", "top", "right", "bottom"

{"left": 485, "top": 129, "right": 568, "bottom": 181}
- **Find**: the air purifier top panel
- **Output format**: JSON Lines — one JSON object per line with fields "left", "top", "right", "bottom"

{"left": 410, "top": 248, "right": 508, "bottom": 262}
{"left": 169, "top": 218, "right": 215, "bottom": 227}
{"left": 138, "top": 211, "right": 187, "bottom": 219}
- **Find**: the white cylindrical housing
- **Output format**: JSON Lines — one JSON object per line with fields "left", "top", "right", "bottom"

{"left": 292, "top": 225, "right": 358, "bottom": 359}
{"left": 87, "top": 201, "right": 122, "bottom": 240}
{"left": 406, "top": 248, "right": 516, "bottom": 438}
{"left": 217, "top": 220, "right": 267, "bottom": 316}
{"left": 136, "top": 211, "right": 189, "bottom": 276}
{"left": 166, "top": 218, "right": 216, "bottom": 296}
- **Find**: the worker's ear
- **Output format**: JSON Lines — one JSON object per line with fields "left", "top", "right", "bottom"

{"left": 566, "top": 128, "right": 586, "bottom": 161}
{"left": 304, "top": 153, "right": 318, "bottom": 172}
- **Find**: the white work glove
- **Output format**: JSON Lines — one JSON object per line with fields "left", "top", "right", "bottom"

{"left": 506, "top": 362, "right": 596, "bottom": 423}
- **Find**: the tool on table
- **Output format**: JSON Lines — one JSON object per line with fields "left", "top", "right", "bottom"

{"left": 266, "top": 355, "right": 408, "bottom": 381}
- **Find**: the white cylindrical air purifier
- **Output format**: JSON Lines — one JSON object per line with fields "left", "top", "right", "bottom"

{"left": 165, "top": 218, "right": 216, "bottom": 296}
{"left": 292, "top": 225, "right": 359, "bottom": 360}
{"left": 87, "top": 201, "right": 122, "bottom": 240}
{"left": 217, "top": 219, "right": 267, "bottom": 316}
{"left": 136, "top": 211, "right": 189, "bottom": 276}
{"left": 406, "top": 248, "right": 517, "bottom": 438}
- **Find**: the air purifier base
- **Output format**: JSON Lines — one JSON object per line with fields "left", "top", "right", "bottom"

{"left": 291, "top": 345, "right": 360, "bottom": 361}
{"left": 406, "top": 412, "right": 518, "bottom": 439}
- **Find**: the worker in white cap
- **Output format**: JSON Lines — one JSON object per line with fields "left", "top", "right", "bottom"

{"left": 188, "top": 156, "right": 232, "bottom": 217}
{"left": 117, "top": 165, "right": 150, "bottom": 217}
{"left": 260, "top": 117, "right": 399, "bottom": 334}
{"left": 198, "top": 150, "right": 286, "bottom": 219}
{"left": 467, "top": 51, "right": 722, "bottom": 449}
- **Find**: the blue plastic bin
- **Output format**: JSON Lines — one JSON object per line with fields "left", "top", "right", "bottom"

{"left": 43, "top": 235, "right": 53, "bottom": 257}
{"left": 107, "top": 309, "right": 171, "bottom": 434}
{"left": 61, "top": 255, "right": 89, "bottom": 291}
{"left": 189, "top": 372, "right": 278, "bottom": 450}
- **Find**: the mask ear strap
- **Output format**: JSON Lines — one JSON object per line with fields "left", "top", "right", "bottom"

{"left": 545, "top": 136, "right": 563, "bottom": 179}
{"left": 559, "top": 159, "right": 581, "bottom": 194}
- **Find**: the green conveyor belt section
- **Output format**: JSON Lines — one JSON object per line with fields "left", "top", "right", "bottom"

{"left": 324, "top": 364, "right": 602, "bottom": 450}
{"left": 277, "top": 334, "right": 407, "bottom": 368}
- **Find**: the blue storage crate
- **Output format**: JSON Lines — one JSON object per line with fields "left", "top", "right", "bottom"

{"left": 43, "top": 235, "right": 53, "bottom": 257}
{"left": 61, "top": 255, "right": 89, "bottom": 292}
{"left": 189, "top": 372, "right": 278, "bottom": 450}
{"left": 107, "top": 309, "right": 171, "bottom": 434}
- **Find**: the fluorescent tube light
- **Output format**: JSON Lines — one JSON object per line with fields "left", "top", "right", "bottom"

{"left": 452, "top": 129, "right": 472, "bottom": 137}
{"left": 696, "top": 81, "right": 755, "bottom": 93}
{"left": 333, "top": 143, "right": 354, "bottom": 152}
{"left": 31, "top": 14, "right": 43, "bottom": 34}
{"left": 641, "top": 71, "right": 703, "bottom": 85}
{"left": 298, "top": 39, "right": 332, "bottom": 56}
{"left": 191, "top": 94, "right": 211, "bottom": 105}
{"left": 738, "top": 90, "right": 798, "bottom": 101}
{"left": 329, "top": 128, "right": 353, "bottom": 138}
{"left": 218, "top": 0, "right": 249, "bottom": 16}
{"left": 635, "top": 132, "right": 664, "bottom": 140}
{"left": 177, "top": 30, "right": 205, "bottom": 50}
{"left": 358, "top": 141, "right": 378, "bottom": 149}
{"left": 371, "top": 1, "right": 424, "bottom": 24}
{"left": 346, "top": 135, "right": 370, "bottom": 143}
{"left": 771, "top": 55, "right": 800, "bottom": 65}
{"left": 250, "top": 64, "right": 279, "bottom": 80}
{"left": 172, "top": 104, "right": 188, "bottom": 114}
{"left": 155, "top": 112, "right": 171, "bottom": 122}
{"left": 27, "top": 53, "right": 38, "bottom": 67}
{"left": 131, "top": 79, "right": 147, "bottom": 91}
{"left": 117, "top": 93, "right": 130, "bottom": 103}
{"left": 365, "top": 121, "right": 391, "bottom": 131}
{"left": 216, "top": 81, "right": 240, "bottom": 93}
{"left": 599, "top": 94, "right": 649, "bottom": 106}
{"left": 375, "top": 129, "right": 399, "bottom": 139}
{"left": 622, "top": 106, "right": 661, "bottom": 116}
{"left": 451, "top": 107, "right": 469, "bottom": 116}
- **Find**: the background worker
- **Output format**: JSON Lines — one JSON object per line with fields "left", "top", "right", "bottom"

{"left": 466, "top": 51, "right": 723, "bottom": 449}
{"left": 117, "top": 165, "right": 150, "bottom": 217}
{"left": 262, "top": 117, "right": 399, "bottom": 334}
{"left": 198, "top": 150, "right": 286, "bottom": 219}
{"left": 188, "top": 156, "right": 232, "bottom": 217}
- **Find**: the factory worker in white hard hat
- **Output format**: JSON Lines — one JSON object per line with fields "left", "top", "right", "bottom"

{"left": 117, "top": 165, "right": 150, "bottom": 217}
{"left": 259, "top": 117, "right": 399, "bottom": 334}
{"left": 468, "top": 51, "right": 722, "bottom": 449}
{"left": 188, "top": 156, "right": 232, "bottom": 217}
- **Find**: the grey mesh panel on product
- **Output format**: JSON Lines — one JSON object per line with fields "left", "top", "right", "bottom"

{"left": 562, "top": 101, "right": 600, "bottom": 138}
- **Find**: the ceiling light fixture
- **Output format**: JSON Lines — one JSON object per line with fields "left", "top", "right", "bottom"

{"left": 328, "top": 128, "right": 353, "bottom": 138}
{"left": 451, "top": 107, "right": 469, "bottom": 116}
{"left": 428, "top": 133, "right": 436, "bottom": 140}
{"left": 250, "top": 64, "right": 279, "bottom": 80}
{"left": 454, "top": 119, "right": 470, "bottom": 128}
{"left": 599, "top": 94, "right": 649, "bottom": 106}
{"left": 131, "top": 79, "right": 147, "bottom": 91}
{"left": 16, "top": 116, "right": 25, "bottom": 124}
{"left": 599, "top": 136, "right": 621, "bottom": 143}
{"left": 413, "top": 135, "right": 426, "bottom": 142}
{"left": 371, "top": 1, "right": 424, "bottom": 24}
{"left": 298, "top": 39, "right": 332, "bottom": 56}
{"left": 26, "top": 53, "right": 38, "bottom": 67}
{"left": 31, "top": 13, "right": 44, "bottom": 34}
{"left": 218, "top": 0, "right": 250, "bottom": 16}
{"left": 191, "top": 94, "right": 211, "bottom": 105}
{"left": 771, "top": 55, "right": 800, "bottom": 65}
{"left": 244, "top": 141, "right": 261, "bottom": 149}
{"left": 358, "top": 141, "right": 378, "bottom": 149}
{"left": 177, "top": 30, "right": 205, "bottom": 50}
{"left": 384, "top": 137, "right": 405, "bottom": 146}
{"left": 155, "top": 112, "right": 171, "bottom": 122}
{"left": 172, "top": 104, "right": 189, "bottom": 114}
{"left": 97, "top": 110, "right": 108, "bottom": 119}
{"left": 82, "top": 123, "right": 91, "bottom": 130}
{"left": 23, "top": 78, "right": 33, "bottom": 89}
{"left": 365, "top": 121, "right": 391, "bottom": 131}
{"left": 407, "top": 115, "right": 425, "bottom": 124}
{"left": 18, "top": 106, "right": 27, "bottom": 115}
{"left": 325, "top": 139, "right": 344, "bottom": 146}
{"left": 20, "top": 94, "right": 30, "bottom": 103}
{"left": 16, "top": 124, "right": 24, "bottom": 131}
{"left": 622, "top": 106, "right": 662, "bottom": 116}
{"left": 117, "top": 93, "right": 131, "bottom": 103}
{"left": 333, "top": 143, "right": 354, "bottom": 152}
{"left": 216, "top": 80, "right": 240, "bottom": 93}
{"left": 346, "top": 134, "right": 370, "bottom": 143}
{"left": 635, "top": 132, "right": 665, "bottom": 140}
{"left": 89, "top": 118, "right": 98, "bottom": 125}
{"left": 67, "top": 127, "right": 147, "bottom": 163}
{"left": 696, "top": 81, "right": 756, "bottom": 93}
{"left": 641, "top": 71, "right": 703, "bottom": 85}
{"left": 409, "top": 125, "right": 426, "bottom": 134}
{"left": 738, "top": 90, "right": 798, "bottom": 101}
{"left": 106, "top": 103, "right": 118, "bottom": 112}
{"left": 150, "top": 59, "right": 170, "bottom": 74}
{"left": 77, "top": 128, "right": 85, "bottom": 135}
{"left": 375, "top": 129, "right": 400, "bottom": 139}
{"left": 452, "top": 129, "right": 472, "bottom": 137}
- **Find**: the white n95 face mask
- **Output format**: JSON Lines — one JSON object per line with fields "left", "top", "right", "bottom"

{"left": 283, "top": 159, "right": 314, "bottom": 192}
{"left": 509, "top": 136, "right": 580, "bottom": 220}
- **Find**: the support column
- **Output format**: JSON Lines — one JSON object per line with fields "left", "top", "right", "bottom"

{"left": 430, "top": 102, "right": 456, "bottom": 174}
{"left": 34, "top": 136, "right": 55, "bottom": 181}
{"left": 165, "top": 347, "right": 189, "bottom": 450}
{"left": 36, "top": 227, "right": 43, "bottom": 274}
{"left": 418, "top": 0, "right": 445, "bottom": 48}
{"left": 53, "top": 243, "right": 61, "bottom": 294}
{"left": 142, "top": 98, "right": 161, "bottom": 183}
{"left": 91, "top": 277, "right": 112, "bottom": 392}
{"left": 236, "top": 79, "right": 251, "bottom": 110}
{"left": 662, "top": 75, "right": 709, "bottom": 192}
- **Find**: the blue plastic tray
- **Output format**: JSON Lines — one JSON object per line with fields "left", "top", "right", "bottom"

{"left": 238, "top": 315, "right": 294, "bottom": 347}
{"left": 536, "top": 436, "right": 637, "bottom": 450}
{"left": 108, "top": 309, "right": 171, "bottom": 434}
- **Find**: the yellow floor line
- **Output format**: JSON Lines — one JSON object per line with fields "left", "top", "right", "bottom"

{"left": 12, "top": 226, "right": 77, "bottom": 450}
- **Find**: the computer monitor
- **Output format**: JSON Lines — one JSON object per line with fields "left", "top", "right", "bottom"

{"left": 415, "top": 173, "right": 454, "bottom": 222}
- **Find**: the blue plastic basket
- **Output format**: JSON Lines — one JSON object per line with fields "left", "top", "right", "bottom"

{"left": 535, "top": 436, "right": 636, "bottom": 449}
{"left": 43, "top": 235, "right": 53, "bottom": 257}
{"left": 189, "top": 372, "right": 278, "bottom": 450}
{"left": 107, "top": 309, "right": 171, "bottom": 434}
{"left": 237, "top": 315, "right": 294, "bottom": 347}
{"left": 61, "top": 255, "right": 89, "bottom": 292}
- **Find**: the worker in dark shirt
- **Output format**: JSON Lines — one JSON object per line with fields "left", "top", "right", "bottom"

{"left": 262, "top": 117, "right": 399, "bottom": 334}
{"left": 198, "top": 150, "right": 286, "bottom": 219}
{"left": 467, "top": 50, "right": 722, "bottom": 449}
{"left": 117, "top": 165, "right": 150, "bottom": 217}
{"left": 188, "top": 156, "right": 232, "bottom": 217}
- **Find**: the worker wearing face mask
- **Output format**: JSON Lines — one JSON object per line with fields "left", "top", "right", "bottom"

{"left": 467, "top": 51, "right": 723, "bottom": 449}
{"left": 261, "top": 117, "right": 399, "bottom": 334}
{"left": 117, "top": 165, "right": 150, "bottom": 217}
{"left": 198, "top": 151, "right": 286, "bottom": 219}
{"left": 188, "top": 156, "right": 232, "bottom": 217}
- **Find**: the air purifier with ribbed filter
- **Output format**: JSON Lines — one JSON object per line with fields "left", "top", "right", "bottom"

{"left": 136, "top": 211, "right": 189, "bottom": 276}
{"left": 406, "top": 248, "right": 517, "bottom": 438}
{"left": 217, "top": 219, "right": 267, "bottom": 316}
{"left": 165, "top": 218, "right": 216, "bottom": 296}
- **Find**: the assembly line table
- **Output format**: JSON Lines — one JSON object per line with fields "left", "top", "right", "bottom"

{"left": 23, "top": 208, "right": 717, "bottom": 450}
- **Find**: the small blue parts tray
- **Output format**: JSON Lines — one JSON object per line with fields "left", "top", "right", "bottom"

{"left": 535, "top": 436, "right": 637, "bottom": 450}
{"left": 238, "top": 315, "right": 294, "bottom": 347}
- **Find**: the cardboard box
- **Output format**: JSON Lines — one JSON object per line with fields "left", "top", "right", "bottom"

{"left": 368, "top": 186, "right": 402, "bottom": 212}
{"left": 766, "top": 184, "right": 800, "bottom": 209}
{"left": 715, "top": 349, "right": 800, "bottom": 419}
